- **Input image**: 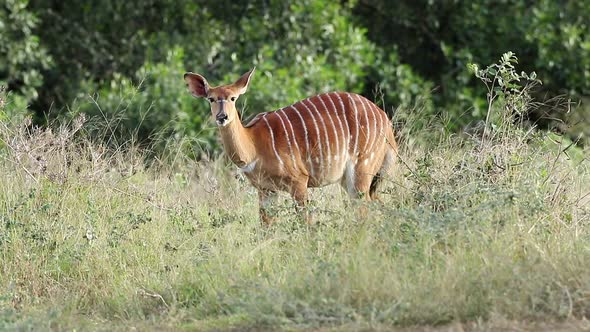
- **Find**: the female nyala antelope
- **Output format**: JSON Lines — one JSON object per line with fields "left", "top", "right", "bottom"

{"left": 184, "top": 68, "right": 397, "bottom": 224}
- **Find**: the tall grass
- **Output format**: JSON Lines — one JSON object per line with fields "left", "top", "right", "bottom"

{"left": 1, "top": 56, "right": 590, "bottom": 331}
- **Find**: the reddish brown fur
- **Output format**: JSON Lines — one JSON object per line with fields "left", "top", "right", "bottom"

{"left": 184, "top": 68, "right": 397, "bottom": 224}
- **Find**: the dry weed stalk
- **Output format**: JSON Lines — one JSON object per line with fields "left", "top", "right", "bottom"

{"left": 0, "top": 113, "right": 113, "bottom": 183}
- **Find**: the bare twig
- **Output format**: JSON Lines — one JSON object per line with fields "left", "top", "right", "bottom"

{"left": 137, "top": 288, "right": 169, "bottom": 308}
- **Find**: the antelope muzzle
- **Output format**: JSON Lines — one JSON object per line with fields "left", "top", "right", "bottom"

{"left": 215, "top": 100, "right": 229, "bottom": 126}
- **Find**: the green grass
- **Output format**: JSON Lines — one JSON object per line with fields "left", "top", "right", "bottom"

{"left": 1, "top": 112, "right": 589, "bottom": 331}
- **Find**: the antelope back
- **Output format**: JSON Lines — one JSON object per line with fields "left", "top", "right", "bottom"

{"left": 247, "top": 92, "right": 393, "bottom": 184}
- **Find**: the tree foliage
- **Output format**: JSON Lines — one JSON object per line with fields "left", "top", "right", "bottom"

{"left": 0, "top": 0, "right": 51, "bottom": 119}
{"left": 1, "top": 0, "right": 589, "bottom": 149}
{"left": 354, "top": 0, "right": 590, "bottom": 133}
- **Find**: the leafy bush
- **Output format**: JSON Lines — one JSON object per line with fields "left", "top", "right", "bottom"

{"left": 71, "top": 47, "right": 216, "bottom": 152}
{"left": 0, "top": 0, "right": 51, "bottom": 120}
{"left": 63, "top": 0, "right": 407, "bottom": 153}
{"left": 353, "top": 0, "right": 590, "bottom": 137}
{"left": 527, "top": 0, "right": 590, "bottom": 96}
{"left": 2, "top": 1, "right": 589, "bottom": 150}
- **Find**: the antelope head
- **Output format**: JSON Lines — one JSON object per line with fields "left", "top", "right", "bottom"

{"left": 184, "top": 68, "right": 255, "bottom": 127}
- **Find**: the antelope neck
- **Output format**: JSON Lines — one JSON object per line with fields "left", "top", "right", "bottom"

{"left": 218, "top": 116, "right": 256, "bottom": 168}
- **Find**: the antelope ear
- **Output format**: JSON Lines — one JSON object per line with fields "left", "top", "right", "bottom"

{"left": 233, "top": 67, "right": 255, "bottom": 95}
{"left": 184, "top": 72, "right": 209, "bottom": 98}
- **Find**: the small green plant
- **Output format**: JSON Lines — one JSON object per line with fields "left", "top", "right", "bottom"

{"left": 468, "top": 52, "right": 542, "bottom": 143}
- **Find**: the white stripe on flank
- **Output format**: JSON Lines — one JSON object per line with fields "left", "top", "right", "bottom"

{"left": 378, "top": 105, "right": 388, "bottom": 149}
{"left": 317, "top": 94, "right": 340, "bottom": 162}
{"left": 263, "top": 115, "right": 284, "bottom": 167}
{"left": 299, "top": 101, "right": 323, "bottom": 173}
{"left": 304, "top": 98, "right": 331, "bottom": 170}
{"left": 360, "top": 96, "right": 378, "bottom": 155}
{"left": 345, "top": 93, "right": 360, "bottom": 158}
{"left": 332, "top": 93, "right": 351, "bottom": 150}
{"left": 376, "top": 108, "right": 383, "bottom": 151}
{"left": 372, "top": 104, "right": 379, "bottom": 151}
{"left": 331, "top": 94, "right": 350, "bottom": 166}
{"left": 356, "top": 94, "right": 371, "bottom": 153}
{"left": 278, "top": 109, "right": 301, "bottom": 166}
{"left": 323, "top": 94, "right": 346, "bottom": 159}
{"left": 275, "top": 110, "right": 296, "bottom": 166}
{"left": 289, "top": 105, "right": 313, "bottom": 178}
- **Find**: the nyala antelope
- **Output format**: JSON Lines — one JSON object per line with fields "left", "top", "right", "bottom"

{"left": 184, "top": 68, "right": 397, "bottom": 224}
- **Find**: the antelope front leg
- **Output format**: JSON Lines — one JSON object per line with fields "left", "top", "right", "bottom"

{"left": 291, "top": 182, "right": 312, "bottom": 224}
{"left": 258, "top": 190, "right": 277, "bottom": 225}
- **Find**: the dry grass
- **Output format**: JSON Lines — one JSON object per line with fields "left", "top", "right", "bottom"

{"left": 0, "top": 103, "right": 589, "bottom": 331}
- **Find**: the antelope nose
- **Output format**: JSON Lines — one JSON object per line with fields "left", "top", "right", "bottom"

{"left": 216, "top": 113, "right": 228, "bottom": 122}
{"left": 216, "top": 112, "right": 228, "bottom": 126}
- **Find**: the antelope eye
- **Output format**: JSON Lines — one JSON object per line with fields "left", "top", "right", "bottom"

{"left": 230, "top": 97, "right": 236, "bottom": 102}
{"left": 207, "top": 97, "right": 215, "bottom": 102}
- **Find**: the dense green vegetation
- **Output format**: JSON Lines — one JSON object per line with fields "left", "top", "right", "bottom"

{"left": 1, "top": 0, "right": 589, "bottom": 149}
{"left": 1, "top": 1, "right": 590, "bottom": 330}
{"left": 1, "top": 50, "right": 590, "bottom": 330}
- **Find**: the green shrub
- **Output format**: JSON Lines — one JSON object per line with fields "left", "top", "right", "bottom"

{"left": 63, "top": 0, "right": 404, "bottom": 153}
{"left": 70, "top": 47, "right": 215, "bottom": 153}
{"left": 0, "top": 0, "right": 52, "bottom": 124}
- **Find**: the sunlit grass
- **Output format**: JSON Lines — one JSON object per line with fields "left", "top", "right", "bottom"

{"left": 1, "top": 107, "right": 589, "bottom": 331}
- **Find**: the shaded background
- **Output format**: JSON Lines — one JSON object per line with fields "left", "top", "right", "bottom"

{"left": 1, "top": 0, "right": 589, "bottom": 151}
